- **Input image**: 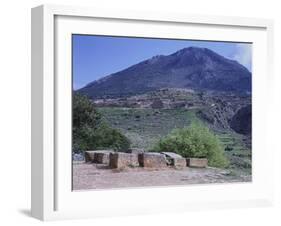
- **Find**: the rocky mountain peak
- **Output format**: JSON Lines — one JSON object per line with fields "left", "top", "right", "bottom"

{"left": 78, "top": 47, "right": 251, "bottom": 99}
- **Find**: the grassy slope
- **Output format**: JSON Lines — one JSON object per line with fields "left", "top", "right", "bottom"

{"left": 98, "top": 107, "right": 251, "bottom": 174}
{"left": 98, "top": 107, "right": 198, "bottom": 150}
{"left": 217, "top": 132, "right": 251, "bottom": 173}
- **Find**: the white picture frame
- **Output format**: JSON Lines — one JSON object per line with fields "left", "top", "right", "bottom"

{"left": 31, "top": 4, "right": 274, "bottom": 221}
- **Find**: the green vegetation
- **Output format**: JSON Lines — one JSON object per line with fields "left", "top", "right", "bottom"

{"left": 98, "top": 107, "right": 199, "bottom": 149}
{"left": 72, "top": 94, "right": 130, "bottom": 152}
{"left": 96, "top": 106, "right": 251, "bottom": 171}
{"left": 153, "top": 123, "right": 229, "bottom": 168}
{"left": 73, "top": 97, "right": 250, "bottom": 172}
{"left": 217, "top": 132, "right": 251, "bottom": 171}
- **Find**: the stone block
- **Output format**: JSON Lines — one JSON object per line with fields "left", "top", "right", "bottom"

{"left": 161, "top": 152, "right": 186, "bottom": 168}
{"left": 172, "top": 158, "right": 186, "bottom": 168}
{"left": 109, "top": 152, "right": 139, "bottom": 169}
{"left": 186, "top": 158, "right": 208, "bottom": 168}
{"left": 139, "top": 153, "right": 167, "bottom": 168}
{"left": 161, "top": 152, "right": 183, "bottom": 159}
{"left": 94, "top": 151, "right": 113, "bottom": 164}
{"left": 84, "top": 151, "right": 96, "bottom": 163}
{"left": 84, "top": 150, "right": 113, "bottom": 164}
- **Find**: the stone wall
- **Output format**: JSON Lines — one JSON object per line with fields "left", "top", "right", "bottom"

{"left": 86, "top": 150, "right": 208, "bottom": 169}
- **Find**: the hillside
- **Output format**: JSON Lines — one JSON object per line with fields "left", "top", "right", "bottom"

{"left": 92, "top": 88, "right": 251, "bottom": 131}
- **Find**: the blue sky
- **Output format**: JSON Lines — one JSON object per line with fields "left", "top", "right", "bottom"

{"left": 73, "top": 35, "right": 252, "bottom": 90}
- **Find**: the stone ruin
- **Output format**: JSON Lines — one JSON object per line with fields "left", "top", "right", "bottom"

{"left": 109, "top": 152, "right": 139, "bottom": 169}
{"left": 84, "top": 150, "right": 208, "bottom": 169}
{"left": 85, "top": 150, "right": 113, "bottom": 164}
{"left": 162, "top": 152, "right": 186, "bottom": 168}
{"left": 139, "top": 153, "right": 167, "bottom": 168}
{"left": 84, "top": 151, "right": 95, "bottom": 163}
{"left": 186, "top": 158, "right": 208, "bottom": 168}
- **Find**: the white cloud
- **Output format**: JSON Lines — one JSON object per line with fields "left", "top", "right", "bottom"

{"left": 232, "top": 44, "right": 252, "bottom": 71}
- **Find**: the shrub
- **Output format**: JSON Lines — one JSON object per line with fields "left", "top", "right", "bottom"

{"left": 73, "top": 94, "right": 130, "bottom": 152}
{"left": 153, "top": 123, "right": 228, "bottom": 168}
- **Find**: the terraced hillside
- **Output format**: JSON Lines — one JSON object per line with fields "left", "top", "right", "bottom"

{"left": 98, "top": 107, "right": 198, "bottom": 150}
{"left": 217, "top": 132, "right": 251, "bottom": 173}
{"left": 98, "top": 102, "right": 251, "bottom": 174}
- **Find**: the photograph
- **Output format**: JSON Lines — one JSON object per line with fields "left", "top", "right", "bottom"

{"left": 72, "top": 35, "right": 252, "bottom": 190}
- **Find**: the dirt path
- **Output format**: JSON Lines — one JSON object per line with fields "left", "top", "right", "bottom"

{"left": 72, "top": 161, "right": 251, "bottom": 190}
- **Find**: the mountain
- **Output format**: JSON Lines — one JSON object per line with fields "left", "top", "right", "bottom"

{"left": 78, "top": 47, "right": 251, "bottom": 99}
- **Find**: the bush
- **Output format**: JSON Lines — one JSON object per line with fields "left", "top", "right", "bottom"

{"left": 153, "top": 123, "right": 228, "bottom": 168}
{"left": 73, "top": 94, "right": 130, "bottom": 152}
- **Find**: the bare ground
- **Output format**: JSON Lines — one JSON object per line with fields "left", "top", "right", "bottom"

{"left": 73, "top": 161, "right": 251, "bottom": 190}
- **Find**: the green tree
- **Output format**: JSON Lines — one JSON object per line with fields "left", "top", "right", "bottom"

{"left": 154, "top": 123, "right": 228, "bottom": 168}
{"left": 73, "top": 94, "right": 130, "bottom": 152}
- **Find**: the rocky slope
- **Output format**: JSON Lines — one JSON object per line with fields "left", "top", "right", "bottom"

{"left": 92, "top": 88, "right": 251, "bottom": 131}
{"left": 230, "top": 105, "right": 252, "bottom": 135}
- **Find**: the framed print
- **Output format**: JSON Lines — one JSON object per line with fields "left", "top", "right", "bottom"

{"left": 31, "top": 4, "right": 274, "bottom": 221}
